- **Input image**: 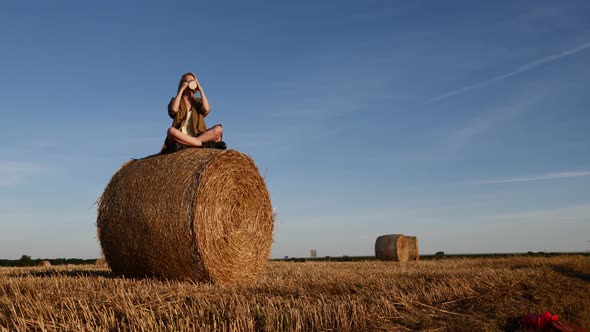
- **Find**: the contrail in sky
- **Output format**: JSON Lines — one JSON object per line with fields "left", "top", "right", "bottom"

{"left": 428, "top": 41, "right": 590, "bottom": 103}
{"left": 469, "top": 171, "right": 590, "bottom": 185}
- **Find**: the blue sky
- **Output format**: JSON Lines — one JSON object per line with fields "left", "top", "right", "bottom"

{"left": 1, "top": 1, "right": 589, "bottom": 259}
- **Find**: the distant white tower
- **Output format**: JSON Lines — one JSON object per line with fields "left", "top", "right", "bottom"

{"left": 310, "top": 249, "right": 317, "bottom": 258}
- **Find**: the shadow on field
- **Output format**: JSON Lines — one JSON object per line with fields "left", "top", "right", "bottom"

{"left": 9, "top": 269, "right": 114, "bottom": 279}
{"left": 551, "top": 265, "right": 590, "bottom": 282}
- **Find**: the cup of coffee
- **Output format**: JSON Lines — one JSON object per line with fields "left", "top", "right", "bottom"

{"left": 188, "top": 81, "right": 198, "bottom": 90}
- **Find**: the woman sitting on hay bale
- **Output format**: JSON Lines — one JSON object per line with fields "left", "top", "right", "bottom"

{"left": 160, "top": 72, "right": 227, "bottom": 154}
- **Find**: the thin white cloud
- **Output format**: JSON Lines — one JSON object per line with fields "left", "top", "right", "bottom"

{"left": 428, "top": 41, "right": 590, "bottom": 103}
{"left": 346, "top": 6, "right": 395, "bottom": 22}
{"left": 469, "top": 171, "right": 590, "bottom": 185}
{"left": 0, "top": 161, "right": 45, "bottom": 187}
{"left": 0, "top": 161, "right": 43, "bottom": 173}
{"left": 478, "top": 203, "right": 590, "bottom": 224}
{"left": 405, "top": 94, "right": 539, "bottom": 162}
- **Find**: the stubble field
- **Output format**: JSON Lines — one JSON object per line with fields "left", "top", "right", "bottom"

{"left": 1, "top": 256, "right": 589, "bottom": 331}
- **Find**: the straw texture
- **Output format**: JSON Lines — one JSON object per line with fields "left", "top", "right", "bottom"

{"left": 406, "top": 236, "right": 419, "bottom": 261}
{"left": 97, "top": 149, "right": 274, "bottom": 284}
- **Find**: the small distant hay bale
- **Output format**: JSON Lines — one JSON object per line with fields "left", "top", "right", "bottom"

{"left": 37, "top": 260, "right": 51, "bottom": 267}
{"left": 375, "top": 234, "right": 419, "bottom": 262}
{"left": 375, "top": 234, "right": 409, "bottom": 262}
{"left": 97, "top": 149, "right": 274, "bottom": 284}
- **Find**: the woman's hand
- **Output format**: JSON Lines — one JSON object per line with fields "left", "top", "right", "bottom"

{"left": 179, "top": 81, "right": 189, "bottom": 93}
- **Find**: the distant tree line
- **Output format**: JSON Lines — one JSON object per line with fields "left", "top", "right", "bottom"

{"left": 0, "top": 255, "right": 98, "bottom": 267}
{"left": 271, "top": 251, "right": 589, "bottom": 262}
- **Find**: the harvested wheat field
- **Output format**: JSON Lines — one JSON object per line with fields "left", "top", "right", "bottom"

{"left": 0, "top": 256, "right": 589, "bottom": 331}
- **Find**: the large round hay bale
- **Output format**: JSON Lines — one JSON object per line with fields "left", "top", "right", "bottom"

{"left": 97, "top": 149, "right": 274, "bottom": 284}
{"left": 375, "top": 234, "right": 409, "bottom": 262}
